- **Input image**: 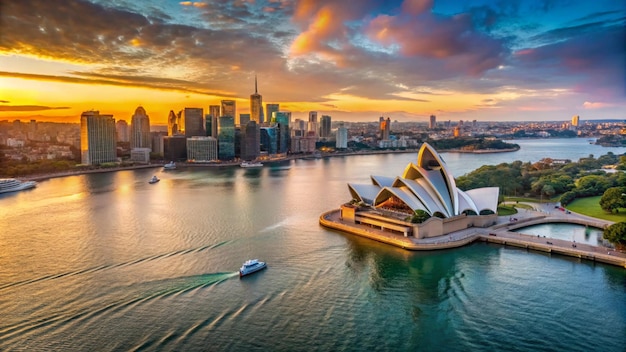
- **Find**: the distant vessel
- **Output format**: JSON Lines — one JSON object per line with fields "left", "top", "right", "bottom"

{"left": 148, "top": 175, "right": 160, "bottom": 184}
{"left": 0, "top": 178, "right": 37, "bottom": 194}
{"left": 163, "top": 161, "right": 176, "bottom": 170}
{"left": 239, "top": 259, "right": 267, "bottom": 277}
{"left": 240, "top": 161, "right": 263, "bottom": 168}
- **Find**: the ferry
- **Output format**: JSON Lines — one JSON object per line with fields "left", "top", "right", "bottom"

{"left": 163, "top": 161, "right": 177, "bottom": 170}
{"left": 239, "top": 259, "right": 267, "bottom": 277}
{"left": 148, "top": 175, "right": 160, "bottom": 184}
{"left": 240, "top": 161, "right": 263, "bottom": 168}
{"left": 0, "top": 178, "right": 37, "bottom": 194}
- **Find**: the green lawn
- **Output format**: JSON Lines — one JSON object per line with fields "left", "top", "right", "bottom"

{"left": 497, "top": 206, "right": 517, "bottom": 216}
{"left": 567, "top": 196, "right": 626, "bottom": 222}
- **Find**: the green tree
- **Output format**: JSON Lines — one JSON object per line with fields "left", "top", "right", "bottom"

{"left": 409, "top": 210, "right": 431, "bottom": 224}
{"left": 599, "top": 187, "right": 626, "bottom": 213}
{"left": 603, "top": 222, "right": 626, "bottom": 249}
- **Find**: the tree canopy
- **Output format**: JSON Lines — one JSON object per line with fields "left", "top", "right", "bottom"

{"left": 603, "top": 222, "right": 626, "bottom": 249}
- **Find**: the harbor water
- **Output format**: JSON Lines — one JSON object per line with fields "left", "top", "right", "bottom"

{"left": 1, "top": 138, "right": 625, "bottom": 351}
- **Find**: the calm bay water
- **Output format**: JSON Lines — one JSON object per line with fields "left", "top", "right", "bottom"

{"left": 1, "top": 138, "right": 625, "bottom": 351}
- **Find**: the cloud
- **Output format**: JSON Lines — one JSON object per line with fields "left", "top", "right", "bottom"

{"left": 583, "top": 101, "right": 613, "bottom": 109}
{"left": 0, "top": 100, "right": 9, "bottom": 103}
{"left": 0, "top": 105, "right": 70, "bottom": 112}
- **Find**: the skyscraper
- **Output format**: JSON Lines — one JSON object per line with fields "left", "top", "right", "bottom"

{"left": 80, "top": 110, "right": 116, "bottom": 165}
{"left": 115, "top": 120, "right": 129, "bottom": 142}
{"left": 320, "top": 115, "right": 331, "bottom": 139}
{"left": 572, "top": 115, "right": 580, "bottom": 127}
{"left": 208, "top": 105, "right": 220, "bottom": 137}
{"left": 272, "top": 112, "right": 290, "bottom": 154}
{"left": 266, "top": 104, "right": 279, "bottom": 126}
{"left": 221, "top": 100, "right": 236, "bottom": 119}
{"left": 429, "top": 115, "right": 437, "bottom": 129}
{"left": 336, "top": 123, "right": 348, "bottom": 149}
{"left": 167, "top": 110, "right": 179, "bottom": 136}
{"left": 379, "top": 117, "right": 390, "bottom": 140}
{"left": 241, "top": 121, "right": 260, "bottom": 161}
{"left": 184, "top": 107, "right": 204, "bottom": 137}
{"left": 239, "top": 113, "right": 251, "bottom": 126}
{"left": 308, "top": 111, "right": 318, "bottom": 135}
{"left": 250, "top": 76, "right": 263, "bottom": 124}
{"left": 218, "top": 115, "right": 235, "bottom": 160}
{"left": 130, "top": 106, "right": 151, "bottom": 149}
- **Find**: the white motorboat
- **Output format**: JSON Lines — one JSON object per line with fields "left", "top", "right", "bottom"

{"left": 239, "top": 259, "right": 267, "bottom": 277}
{"left": 240, "top": 161, "right": 263, "bottom": 168}
{"left": 0, "top": 178, "right": 37, "bottom": 194}
{"left": 163, "top": 161, "right": 176, "bottom": 170}
{"left": 148, "top": 175, "right": 160, "bottom": 184}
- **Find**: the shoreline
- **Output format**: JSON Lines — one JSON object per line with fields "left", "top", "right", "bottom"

{"left": 13, "top": 146, "right": 519, "bottom": 182}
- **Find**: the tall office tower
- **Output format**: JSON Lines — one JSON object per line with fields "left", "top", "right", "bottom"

{"left": 250, "top": 76, "right": 263, "bottom": 124}
{"left": 208, "top": 105, "right": 220, "bottom": 137}
{"left": 241, "top": 121, "right": 260, "bottom": 161}
{"left": 260, "top": 126, "right": 278, "bottom": 155}
{"left": 429, "top": 115, "right": 436, "bottom": 129}
{"left": 336, "top": 123, "right": 348, "bottom": 149}
{"left": 272, "top": 112, "right": 290, "bottom": 154}
{"left": 130, "top": 106, "right": 151, "bottom": 150}
{"left": 184, "top": 108, "right": 204, "bottom": 137}
{"left": 266, "top": 104, "right": 279, "bottom": 126}
{"left": 205, "top": 114, "right": 213, "bottom": 138}
{"left": 221, "top": 100, "right": 236, "bottom": 119}
{"left": 379, "top": 117, "right": 390, "bottom": 140}
{"left": 239, "top": 113, "right": 251, "bottom": 127}
{"left": 572, "top": 115, "right": 580, "bottom": 127}
{"left": 167, "top": 110, "right": 178, "bottom": 136}
{"left": 115, "top": 120, "right": 129, "bottom": 142}
{"left": 151, "top": 131, "right": 166, "bottom": 156}
{"left": 218, "top": 115, "right": 235, "bottom": 160}
{"left": 163, "top": 135, "right": 187, "bottom": 161}
{"left": 309, "top": 111, "right": 318, "bottom": 123}
{"left": 320, "top": 115, "right": 332, "bottom": 139}
{"left": 187, "top": 136, "right": 218, "bottom": 162}
{"left": 80, "top": 110, "right": 116, "bottom": 165}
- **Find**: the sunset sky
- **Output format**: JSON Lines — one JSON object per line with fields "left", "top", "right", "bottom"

{"left": 0, "top": 0, "right": 624, "bottom": 124}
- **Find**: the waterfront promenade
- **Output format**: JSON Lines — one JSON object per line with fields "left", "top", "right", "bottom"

{"left": 320, "top": 205, "right": 626, "bottom": 268}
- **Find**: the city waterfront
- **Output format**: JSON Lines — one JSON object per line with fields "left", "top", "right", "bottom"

{"left": 1, "top": 138, "right": 626, "bottom": 351}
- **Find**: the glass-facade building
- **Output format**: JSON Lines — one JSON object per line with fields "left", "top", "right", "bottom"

{"left": 218, "top": 115, "right": 235, "bottom": 160}
{"left": 272, "top": 112, "right": 290, "bottom": 154}
{"left": 260, "top": 126, "right": 277, "bottom": 155}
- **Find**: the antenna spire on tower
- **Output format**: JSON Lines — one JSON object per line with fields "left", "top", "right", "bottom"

{"left": 254, "top": 75, "right": 258, "bottom": 94}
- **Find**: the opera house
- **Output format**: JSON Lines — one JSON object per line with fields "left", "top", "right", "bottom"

{"left": 323, "top": 143, "right": 500, "bottom": 244}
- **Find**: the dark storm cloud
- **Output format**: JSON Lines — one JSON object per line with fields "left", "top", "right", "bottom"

{"left": 0, "top": 105, "right": 70, "bottom": 112}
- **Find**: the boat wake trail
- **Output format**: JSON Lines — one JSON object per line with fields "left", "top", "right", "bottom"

{"left": 259, "top": 217, "right": 295, "bottom": 233}
{"left": 0, "top": 271, "right": 239, "bottom": 346}
{"left": 0, "top": 240, "right": 232, "bottom": 292}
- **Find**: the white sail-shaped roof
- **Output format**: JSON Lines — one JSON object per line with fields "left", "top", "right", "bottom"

{"left": 346, "top": 143, "right": 500, "bottom": 218}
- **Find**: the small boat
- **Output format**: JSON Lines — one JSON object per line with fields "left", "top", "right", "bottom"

{"left": 0, "top": 178, "right": 37, "bottom": 194}
{"left": 163, "top": 161, "right": 176, "bottom": 170}
{"left": 239, "top": 259, "right": 267, "bottom": 277}
{"left": 148, "top": 175, "right": 160, "bottom": 184}
{"left": 240, "top": 161, "right": 263, "bottom": 168}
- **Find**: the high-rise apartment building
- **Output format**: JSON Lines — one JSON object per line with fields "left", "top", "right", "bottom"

{"left": 221, "top": 100, "right": 236, "bottom": 119}
{"left": 320, "top": 115, "right": 332, "bottom": 139}
{"left": 250, "top": 76, "right": 263, "bottom": 124}
{"left": 115, "top": 120, "right": 129, "bottom": 142}
{"left": 336, "top": 123, "right": 348, "bottom": 149}
{"left": 184, "top": 108, "right": 204, "bottom": 137}
{"left": 130, "top": 106, "right": 151, "bottom": 149}
{"left": 379, "top": 117, "right": 390, "bottom": 140}
{"left": 308, "top": 111, "right": 318, "bottom": 135}
{"left": 80, "top": 110, "right": 116, "bottom": 165}
{"left": 572, "top": 115, "right": 580, "bottom": 127}
{"left": 429, "top": 115, "right": 436, "bottom": 129}
{"left": 266, "top": 104, "right": 279, "bottom": 126}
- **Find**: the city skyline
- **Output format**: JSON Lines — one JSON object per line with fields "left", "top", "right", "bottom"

{"left": 0, "top": 0, "right": 624, "bottom": 124}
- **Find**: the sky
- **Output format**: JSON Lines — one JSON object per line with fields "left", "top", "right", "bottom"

{"left": 0, "top": 0, "right": 624, "bottom": 124}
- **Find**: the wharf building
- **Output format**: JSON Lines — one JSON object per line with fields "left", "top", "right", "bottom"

{"left": 340, "top": 143, "right": 499, "bottom": 239}
{"left": 80, "top": 110, "right": 117, "bottom": 165}
{"left": 186, "top": 136, "right": 218, "bottom": 162}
